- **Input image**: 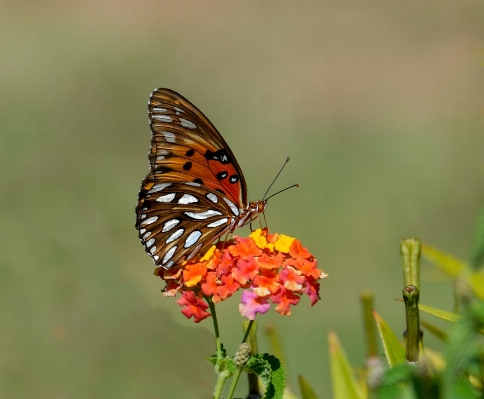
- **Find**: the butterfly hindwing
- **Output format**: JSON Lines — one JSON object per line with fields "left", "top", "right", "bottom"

{"left": 136, "top": 179, "right": 240, "bottom": 268}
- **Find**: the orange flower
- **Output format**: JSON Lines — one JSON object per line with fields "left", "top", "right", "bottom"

{"left": 285, "top": 257, "right": 322, "bottom": 279}
{"left": 232, "top": 255, "right": 258, "bottom": 285}
{"left": 229, "top": 236, "right": 263, "bottom": 258}
{"left": 279, "top": 266, "right": 305, "bottom": 292}
{"left": 177, "top": 291, "right": 211, "bottom": 323}
{"left": 201, "top": 271, "right": 219, "bottom": 297}
{"left": 289, "top": 239, "right": 312, "bottom": 259}
{"left": 253, "top": 270, "right": 281, "bottom": 296}
{"left": 183, "top": 262, "right": 207, "bottom": 287}
{"left": 271, "top": 287, "right": 300, "bottom": 316}
{"left": 154, "top": 228, "right": 327, "bottom": 323}
{"left": 216, "top": 274, "right": 240, "bottom": 302}
{"left": 257, "top": 252, "right": 285, "bottom": 270}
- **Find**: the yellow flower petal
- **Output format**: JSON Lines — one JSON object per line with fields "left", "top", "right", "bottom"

{"left": 200, "top": 245, "right": 216, "bottom": 261}
{"left": 274, "top": 234, "right": 295, "bottom": 253}
{"left": 250, "top": 229, "right": 268, "bottom": 249}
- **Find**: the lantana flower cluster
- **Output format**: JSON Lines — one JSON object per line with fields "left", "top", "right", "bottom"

{"left": 154, "top": 229, "right": 327, "bottom": 323}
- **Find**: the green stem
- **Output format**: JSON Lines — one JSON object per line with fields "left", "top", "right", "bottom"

{"left": 213, "top": 370, "right": 231, "bottom": 399}
{"left": 403, "top": 285, "right": 421, "bottom": 363}
{"left": 226, "top": 320, "right": 255, "bottom": 399}
{"left": 206, "top": 296, "right": 222, "bottom": 359}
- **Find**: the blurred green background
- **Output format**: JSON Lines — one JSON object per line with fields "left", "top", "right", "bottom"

{"left": 1, "top": 1, "right": 483, "bottom": 398}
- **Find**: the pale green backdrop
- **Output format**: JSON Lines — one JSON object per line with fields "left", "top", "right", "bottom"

{"left": 1, "top": 1, "right": 483, "bottom": 398}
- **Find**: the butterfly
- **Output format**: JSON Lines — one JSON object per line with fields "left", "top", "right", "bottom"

{"left": 135, "top": 89, "right": 267, "bottom": 270}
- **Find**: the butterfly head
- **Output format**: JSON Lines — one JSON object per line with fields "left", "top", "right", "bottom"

{"left": 250, "top": 200, "right": 267, "bottom": 214}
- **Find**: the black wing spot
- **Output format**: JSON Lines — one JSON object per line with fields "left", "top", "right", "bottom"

{"left": 205, "top": 149, "right": 232, "bottom": 165}
{"left": 216, "top": 171, "right": 228, "bottom": 180}
{"left": 229, "top": 174, "right": 239, "bottom": 184}
{"left": 183, "top": 162, "right": 192, "bottom": 171}
{"left": 185, "top": 149, "right": 195, "bottom": 157}
{"left": 215, "top": 189, "right": 226, "bottom": 195}
{"left": 193, "top": 178, "right": 203, "bottom": 184}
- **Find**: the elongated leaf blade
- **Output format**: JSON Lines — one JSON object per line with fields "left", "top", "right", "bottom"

{"left": 298, "top": 375, "right": 320, "bottom": 399}
{"left": 328, "top": 331, "right": 364, "bottom": 399}
{"left": 372, "top": 311, "right": 406, "bottom": 367}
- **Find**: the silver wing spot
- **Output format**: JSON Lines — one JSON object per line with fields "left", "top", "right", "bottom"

{"left": 156, "top": 155, "right": 165, "bottom": 160}
{"left": 141, "top": 216, "right": 158, "bottom": 226}
{"left": 161, "top": 131, "right": 176, "bottom": 143}
{"left": 185, "top": 210, "right": 222, "bottom": 220}
{"left": 153, "top": 107, "right": 167, "bottom": 113}
{"left": 187, "top": 243, "right": 203, "bottom": 260}
{"left": 163, "top": 246, "right": 177, "bottom": 264}
{"left": 185, "top": 182, "right": 201, "bottom": 187}
{"left": 156, "top": 193, "right": 176, "bottom": 203}
{"left": 165, "top": 260, "right": 175, "bottom": 269}
{"left": 140, "top": 213, "right": 147, "bottom": 219}
{"left": 142, "top": 231, "right": 151, "bottom": 240}
{"left": 184, "top": 230, "right": 202, "bottom": 248}
{"left": 206, "top": 218, "right": 228, "bottom": 228}
{"left": 179, "top": 118, "right": 197, "bottom": 129}
{"left": 146, "top": 238, "right": 155, "bottom": 247}
{"left": 166, "top": 228, "right": 184, "bottom": 244}
{"left": 162, "top": 219, "right": 180, "bottom": 232}
{"left": 140, "top": 228, "right": 146, "bottom": 234}
{"left": 206, "top": 193, "right": 218, "bottom": 203}
{"left": 222, "top": 197, "right": 239, "bottom": 216}
{"left": 153, "top": 115, "right": 173, "bottom": 123}
{"left": 178, "top": 194, "right": 198, "bottom": 204}
{"left": 153, "top": 255, "right": 160, "bottom": 261}
{"left": 174, "top": 106, "right": 183, "bottom": 114}
{"left": 150, "top": 246, "right": 157, "bottom": 254}
{"left": 148, "top": 183, "right": 172, "bottom": 194}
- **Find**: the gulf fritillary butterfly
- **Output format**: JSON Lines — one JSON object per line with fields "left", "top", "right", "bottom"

{"left": 135, "top": 89, "right": 266, "bottom": 270}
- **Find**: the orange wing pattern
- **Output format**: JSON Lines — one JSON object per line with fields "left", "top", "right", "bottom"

{"left": 136, "top": 89, "right": 249, "bottom": 269}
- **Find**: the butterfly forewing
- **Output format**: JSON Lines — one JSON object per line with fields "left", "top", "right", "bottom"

{"left": 136, "top": 88, "right": 251, "bottom": 269}
{"left": 148, "top": 89, "right": 248, "bottom": 207}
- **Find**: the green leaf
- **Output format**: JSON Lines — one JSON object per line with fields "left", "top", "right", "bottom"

{"left": 298, "top": 375, "right": 320, "bottom": 399}
{"left": 328, "top": 331, "right": 364, "bottom": 399}
{"left": 421, "top": 244, "right": 484, "bottom": 299}
{"left": 246, "top": 353, "right": 286, "bottom": 399}
{"left": 373, "top": 311, "right": 406, "bottom": 367}
{"left": 442, "top": 300, "right": 484, "bottom": 399}
{"left": 418, "top": 303, "right": 459, "bottom": 323}
{"left": 419, "top": 320, "right": 448, "bottom": 342}
{"left": 375, "top": 363, "right": 415, "bottom": 399}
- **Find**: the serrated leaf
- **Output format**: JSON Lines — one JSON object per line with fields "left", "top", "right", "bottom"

{"left": 246, "top": 354, "right": 286, "bottom": 399}
{"left": 422, "top": 244, "right": 484, "bottom": 298}
{"left": 372, "top": 311, "right": 406, "bottom": 367}
{"left": 298, "top": 375, "right": 320, "bottom": 399}
{"left": 328, "top": 331, "right": 364, "bottom": 399}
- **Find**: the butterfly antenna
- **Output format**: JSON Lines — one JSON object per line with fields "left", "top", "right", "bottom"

{"left": 264, "top": 184, "right": 299, "bottom": 201}
{"left": 262, "top": 157, "right": 290, "bottom": 200}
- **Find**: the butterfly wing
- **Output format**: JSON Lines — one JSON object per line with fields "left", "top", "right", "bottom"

{"left": 148, "top": 88, "right": 248, "bottom": 207}
{"left": 136, "top": 88, "right": 248, "bottom": 269}
{"left": 136, "top": 179, "right": 240, "bottom": 269}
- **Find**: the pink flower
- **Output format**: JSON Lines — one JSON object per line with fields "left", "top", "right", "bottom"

{"left": 238, "top": 290, "right": 271, "bottom": 320}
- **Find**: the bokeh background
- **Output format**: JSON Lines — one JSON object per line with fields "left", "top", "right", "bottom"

{"left": 1, "top": 1, "right": 483, "bottom": 398}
